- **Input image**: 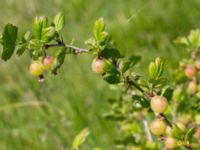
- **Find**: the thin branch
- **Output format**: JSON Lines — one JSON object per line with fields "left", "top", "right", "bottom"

{"left": 160, "top": 113, "right": 173, "bottom": 128}
{"left": 65, "top": 44, "right": 89, "bottom": 54}
{"left": 44, "top": 43, "right": 89, "bottom": 54}
{"left": 127, "top": 78, "right": 144, "bottom": 94}
{"left": 127, "top": 77, "right": 152, "bottom": 100}
{"left": 143, "top": 120, "right": 153, "bottom": 142}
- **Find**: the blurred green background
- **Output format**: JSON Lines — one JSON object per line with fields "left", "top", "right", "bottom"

{"left": 0, "top": 0, "right": 200, "bottom": 149}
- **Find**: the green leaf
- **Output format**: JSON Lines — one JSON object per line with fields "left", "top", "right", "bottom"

{"left": 24, "top": 31, "right": 32, "bottom": 41}
{"left": 93, "top": 18, "right": 107, "bottom": 44}
{"left": 188, "top": 29, "right": 200, "bottom": 48}
{"left": 174, "top": 36, "right": 189, "bottom": 46}
{"left": 103, "top": 60, "right": 118, "bottom": 74}
{"left": 107, "top": 98, "right": 117, "bottom": 104}
{"left": 33, "top": 16, "right": 55, "bottom": 43}
{"left": 32, "top": 48, "right": 44, "bottom": 59}
{"left": 86, "top": 18, "right": 109, "bottom": 53}
{"left": 33, "top": 16, "right": 48, "bottom": 39}
{"left": 16, "top": 31, "right": 31, "bottom": 56}
{"left": 28, "top": 39, "right": 43, "bottom": 50}
{"left": 72, "top": 128, "right": 90, "bottom": 150}
{"left": 120, "top": 56, "right": 141, "bottom": 73}
{"left": 148, "top": 57, "right": 164, "bottom": 79}
{"left": 172, "top": 124, "right": 183, "bottom": 140}
{"left": 41, "top": 26, "right": 56, "bottom": 43}
{"left": 132, "top": 95, "right": 150, "bottom": 107}
{"left": 128, "top": 56, "right": 141, "bottom": 67}
{"left": 103, "top": 73, "right": 120, "bottom": 84}
{"left": 54, "top": 12, "right": 65, "bottom": 31}
{"left": 93, "top": 18, "right": 105, "bottom": 37}
{"left": 114, "top": 135, "right": 137, "bottom": 146}
{"left": 1, "top": 24, "right": 18, "bottom": 61}
{"left": 51, "top": 48, "right": 66, "bottom": 74}
{"left": 175, "top": 69, "right": 188, "bottom": 84}
{"left": 184, "top": 128, "right": 195, "bottom": 142}
{"left": 98, "top": 31, "right": 109, "bottom": 44}
{"left": 149, "top": 77, "right": 167, "bottom": 88}
{"left": 100, "top": 48, "right": 121, "bottom": 59}
{"left": 161, "top": 87, "right": 173, "bottom": 101}
{"left": 16, "top": 43, "right": 27, "bottom": 56}
{"left": 85, "top": 37, "right": 96, "bottom": 48}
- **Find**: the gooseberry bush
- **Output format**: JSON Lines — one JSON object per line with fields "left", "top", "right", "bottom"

{"left": 0, "top": 12, "right": 200, "bottom": 150}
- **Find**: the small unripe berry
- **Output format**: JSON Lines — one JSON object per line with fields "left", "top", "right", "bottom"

{"left": 29, "top": 60, "right": 45, "bottom": 76}
{"left": 165, "top": 137, "right": 176, "bottom": 149}
{"left": 187, "top": 81, "right": 197, "bottom": 94}
{"left": 185, "top": 66, "right": 197, "bottom": 78}
{"left": 91, "top": 58, "right": 106, "bottom": 74}
{"left": 43, "top": 56, "right": 55, "bottom": 70}
{"left": 195, "top": 60, "right": 200, "bottom": 69}
{"left": 150, "top": 119, "right": 166, "bottom": 136}
{"left": 151, "top": 96, "right": 168, "bottom": 113}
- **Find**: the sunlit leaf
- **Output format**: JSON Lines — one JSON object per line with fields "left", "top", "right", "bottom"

{"left": 72, "top": 128, "right": 90, "bottom": 150}
{"left": 54, "top": 12, "right": 65, "bottom": 31}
